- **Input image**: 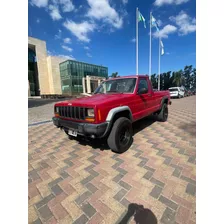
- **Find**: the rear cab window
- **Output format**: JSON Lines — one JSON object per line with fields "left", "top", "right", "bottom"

{"left": 138, "top": 79, "right": 149, "bottom": 93}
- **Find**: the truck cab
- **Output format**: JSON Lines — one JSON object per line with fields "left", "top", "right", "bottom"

{"left": 53, "top": 75, "right": 171, "bottom": 153}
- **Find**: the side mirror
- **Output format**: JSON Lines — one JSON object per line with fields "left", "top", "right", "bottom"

{"left": 138, "top": 88, "right": 148, "bottom": 94}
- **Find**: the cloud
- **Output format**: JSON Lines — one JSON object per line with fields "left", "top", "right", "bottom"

{"left": 130, "top": 38, "right": 136, "bottom": 43}
{"left": 170, "top": 11, "right": 196, "bottom": 35}
{"left": 59, "top": 0, "right": 75, "bottom": 12}
{"left": 86, "top": 0, "right": 123, "bottom": 29}
{"left": 154, "top": 0, "right": 189, "bottom": 6}
{"left": 47, "top": 50, "right": 53, "bottom": 56}
{"left": 57, "top": 54, "right": 76, "bottom": 60}
{"left": 84, "top": 46, "right": 90, "bottom": 50}
{"left": 30, "top": 0, "right": 48, "bottom": 7}
{"left": 63, "top": 20, "right": 95, "bottom": 42}
{"left": 153, "top": 24, "right": 177, "bottom": 38}
{"left": 36, "top": 18, "right": 40, "bottom": 23}
{"left": 63, "top": 38, "right": 72, "bottom": 44}
{"left": 62, "top": 45, "right": 73, "bottom": 52}
{"left": 47, "top": 50, "right": 76, "bottom": 60}
{"left": 55, "top": 29, "right": 62, "bottom": 39}
{"left": 49, "top": 4, "right": 62, "bottom": 20}
{"left": 175, "top": 0, "right": 189, "bottom": 4}
{"left": 122, "top": 0, "right": 128, "bottom": 4}
{"left": 157, "top": 19, "right": 162, "bottom": 26}
{"left": 86, "top": 52, "right": 92, "bottom": 58}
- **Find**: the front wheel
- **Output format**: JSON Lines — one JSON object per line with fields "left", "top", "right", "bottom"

{"left": 157, "top": 104, "right": 168, "bottom": 122}
{"left": 107, "top": 117, "right": 133, "bottom": 153}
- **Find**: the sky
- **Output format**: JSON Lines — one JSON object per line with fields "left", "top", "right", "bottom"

{"left": 28, "top": 0, "right": 196, "bottom": 76}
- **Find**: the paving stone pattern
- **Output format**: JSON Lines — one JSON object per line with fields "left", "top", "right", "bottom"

{"left": 28, "top": 96, "right": 196, "bottom": 224}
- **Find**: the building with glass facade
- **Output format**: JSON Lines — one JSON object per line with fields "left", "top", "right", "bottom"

{"left": 60, "top": 60, "right": 108, "bottom": 95}
{"left": 28, "top": 36, "right": 108, "bottom": 97}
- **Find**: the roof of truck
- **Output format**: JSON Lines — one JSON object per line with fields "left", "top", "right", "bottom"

{"left": 108, "top": 75, "right": 149, "bottom": 80}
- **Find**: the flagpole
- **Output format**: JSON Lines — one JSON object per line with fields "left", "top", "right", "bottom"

{"left": 158, "top": 37, "right": 160, "bottom": 90}
{"left": 136, "top": 7, "right": 138, "bottom": 75}
{"left": 149, "top": 11, "right": 152, "bottom": 79}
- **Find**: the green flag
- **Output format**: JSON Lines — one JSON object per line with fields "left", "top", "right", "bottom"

{"left": 138, "top": 11, "right": 146, "bottom": 28}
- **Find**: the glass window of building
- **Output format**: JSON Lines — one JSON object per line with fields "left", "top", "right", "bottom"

{"left": 59, "top": 60, "right": 108, "bottom": 95}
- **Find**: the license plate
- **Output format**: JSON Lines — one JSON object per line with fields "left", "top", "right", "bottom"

{"left": 68, "top": 129, "right": 78, "bottom": 137}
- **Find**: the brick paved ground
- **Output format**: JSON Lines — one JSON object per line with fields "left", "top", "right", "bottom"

{"left": 28, "top": 96, "right": 196, "bottom": 224}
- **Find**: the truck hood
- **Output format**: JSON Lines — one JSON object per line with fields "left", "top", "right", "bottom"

{"left": 56, "top": 94, "right": 133, "bottom": 107}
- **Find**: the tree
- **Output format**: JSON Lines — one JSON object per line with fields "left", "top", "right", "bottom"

{"left": 191, "top": 68, "right": 196, "bottom": 89}
{"left": 183, "top": 65, "right": 193, "bottom": 88}
{"left": 150, "top": 74, "right": 158, "bottom": 89}
{"left": 110, "top": 72, "right": 119, "bottom": 78}
{"left": 163, "top": 71, "right": 171, "bottom": 90}
{"left": 173, "top": 70, "right": 184, "bottom": 86}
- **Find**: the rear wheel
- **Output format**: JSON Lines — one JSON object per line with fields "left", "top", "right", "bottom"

{"left": 107, "top": 117, "right": 133, "bottom": 153}
{"left": 157, "top": 104, "right": 168, "bottom": 122}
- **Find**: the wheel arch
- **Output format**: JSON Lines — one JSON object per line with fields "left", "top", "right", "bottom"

{"left": 106, "top": 106, "right": 133, "bottom": 123}
{"left": 160, "top": 96, "right": 169, "bottom": 109}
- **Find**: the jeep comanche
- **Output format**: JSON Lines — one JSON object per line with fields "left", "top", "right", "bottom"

{"left": 53, "top": 75, "right": 171, "bottom": 153}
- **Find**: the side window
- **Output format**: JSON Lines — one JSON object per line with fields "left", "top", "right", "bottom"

{"left": 138, "top": 79, "right": 148, "bottom": 92}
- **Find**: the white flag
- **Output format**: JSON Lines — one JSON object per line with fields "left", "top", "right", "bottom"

{"left": 151, "top": 14, "right": 160, "bottom": 32}
{"left": 138, "top": 11, "right": 146, "bottom": 28}
{"left": 160, "top": 40, "right": 164, "bottom": 55}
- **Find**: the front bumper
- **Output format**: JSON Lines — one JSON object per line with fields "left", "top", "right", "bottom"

{"left": 52, "top": 117, "right": 109, "bottom": 138}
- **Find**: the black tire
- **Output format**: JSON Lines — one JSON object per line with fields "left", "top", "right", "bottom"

{"left": 157, "top": 103, "right": 168, "bottom": 122}
{"left": 107, "top": 117, "right": 133, "bottom": 153}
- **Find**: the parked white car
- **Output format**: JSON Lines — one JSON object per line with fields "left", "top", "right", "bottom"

{"left": 169, "top": 87, "right": 185, "bottom": 98}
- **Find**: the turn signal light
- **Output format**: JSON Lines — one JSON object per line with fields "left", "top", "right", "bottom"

{"left": 98, "top": 109, "right": 101, "bottom": 121}
{"left": 55, "top": 113, "right": 60, "bottom": 117}
{"left": 85, "top": 118, "right": 95, "bottom": 122}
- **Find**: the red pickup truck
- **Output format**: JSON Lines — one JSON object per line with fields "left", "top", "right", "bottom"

{"left": 53, "top": 75, "right": 171, "bottom": 153}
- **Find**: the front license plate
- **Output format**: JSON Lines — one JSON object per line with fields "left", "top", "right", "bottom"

{"left": 68, "top": 129, "right": 78, "bottom": 137}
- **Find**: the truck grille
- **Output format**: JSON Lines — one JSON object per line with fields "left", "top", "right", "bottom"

{"left": 58, "top": 106, "right": 86, "bottom": 120}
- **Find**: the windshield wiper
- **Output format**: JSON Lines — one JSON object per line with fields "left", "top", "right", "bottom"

{"left": 107, "top": 90, "right": 123, "bottom": 93}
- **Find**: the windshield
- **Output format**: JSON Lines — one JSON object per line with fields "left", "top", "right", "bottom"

{"left": 94, "top": 78, "right": 137, "bottom": 94}
{"left": 169, "top": 88, "right": 178, "bottom": 92}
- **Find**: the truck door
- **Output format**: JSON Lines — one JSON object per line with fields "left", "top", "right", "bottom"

{"left": 146, "top": 78, "right": 158, "bottom": 113}
{"left": 136, "top": 78, "right": 151, "bottom": 119}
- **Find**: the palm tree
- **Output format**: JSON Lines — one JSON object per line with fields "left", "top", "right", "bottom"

{"left": 173, "top": 70, "right": 184, "bottom": 86}
{"left": 183, "top": 65, "right": 193, "bottom": 88}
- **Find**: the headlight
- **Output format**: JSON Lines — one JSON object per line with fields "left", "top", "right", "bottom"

{"left": 55, "top": 107, "right": 59, "bottom": 113}
{"left": 87, "top": 108, "right": 94, "bottom": 117}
